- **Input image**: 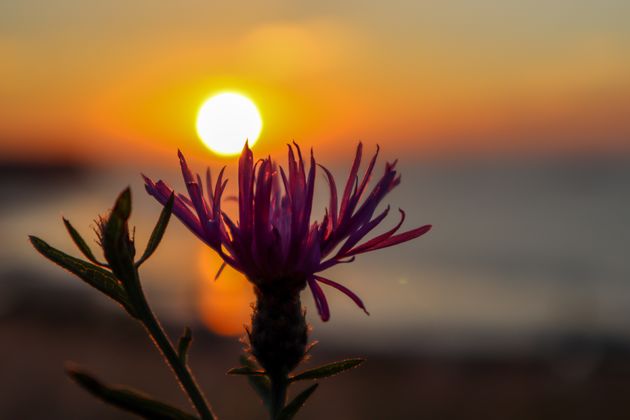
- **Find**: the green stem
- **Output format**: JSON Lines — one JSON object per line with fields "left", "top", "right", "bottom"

{"left": 269, "top": 374, "right": 287, "bottom": 419}
{"left": 135, "top": 294, "right": 215, "bottom": 420}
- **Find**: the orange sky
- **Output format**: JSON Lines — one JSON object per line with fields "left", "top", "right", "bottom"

{"left": 1, "top": 1, "right": 629, "bottom": 164}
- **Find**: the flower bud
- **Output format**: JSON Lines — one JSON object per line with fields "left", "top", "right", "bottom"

{"left": 97, "top": 188, "right": 137, "bottom": 283}
{"left": 249, "top": 282, "right": 308, "bottom": 378}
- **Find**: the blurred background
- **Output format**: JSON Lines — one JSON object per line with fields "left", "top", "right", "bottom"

{"left": 1, "top": 1, "right": 630, "bottom": 419}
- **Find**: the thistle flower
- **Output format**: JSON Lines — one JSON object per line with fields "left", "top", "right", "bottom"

{"left": 145, "top": 142, "right": 431, "bottom": 413}
{"left": 143, "top": 142, "right": 431, "bottom": 321}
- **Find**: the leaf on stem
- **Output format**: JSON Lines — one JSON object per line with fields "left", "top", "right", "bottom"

{"left": 137, "top": 193, "right": 174, "bottom": 267}
{"left": 226, "top": 366, "right": 266, "bottom": 376}
{"left": 289, "top": 358, "right": 365, "bottom": 382}
{"left": 29, "top": 236, "right": 135, "bottom": 316}
{"left": 66, "top": 365, "right": 199, "bottom": 420}
{"left": 304, "top": 340, "right": 318, "bottom": 355}
{"left": 62, "top": 218, "right": 106, "bottom": 266}
{"left": 238, "top": 355, "right": 271, "bottom": 410}
{"left": 177, "top": 326, "right": 192, "bottom": 365}
{"left": 276, "top": 384, "right": 318, "bottom": 420}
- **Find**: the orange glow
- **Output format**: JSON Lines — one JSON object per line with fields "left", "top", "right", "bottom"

{"left": 197, "top": 247, "right": 255, "bottom": 337}
{"left": 2, "top": 5, "right": 630, "bottom": 162}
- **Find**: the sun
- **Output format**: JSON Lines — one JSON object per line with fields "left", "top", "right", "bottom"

{"left": 196, "top": 92, "right": 263, "bottom": 156}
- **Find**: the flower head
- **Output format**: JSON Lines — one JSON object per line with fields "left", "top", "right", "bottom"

{"left": 144, "top": 142, "right": 431, "bottom": 321}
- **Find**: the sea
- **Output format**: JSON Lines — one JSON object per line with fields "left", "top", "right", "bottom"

{"left": 1, "top": 156, "right": 629, "bottom": 355}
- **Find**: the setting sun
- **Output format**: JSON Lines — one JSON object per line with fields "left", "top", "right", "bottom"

{"left": 196, "top": 92, "right": 263, "bottom": 156}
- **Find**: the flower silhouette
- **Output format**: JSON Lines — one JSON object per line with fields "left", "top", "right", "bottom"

{"left": 143, "top": 142, "right": 430, "bottom": 321}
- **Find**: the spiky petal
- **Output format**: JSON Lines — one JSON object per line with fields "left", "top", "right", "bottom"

{"left": 144, "top": 142, "right": 431, "bottom": 321}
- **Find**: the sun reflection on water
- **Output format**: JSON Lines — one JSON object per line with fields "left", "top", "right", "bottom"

{"left": 197, "top": 247, "right": 255, "bottom": 336}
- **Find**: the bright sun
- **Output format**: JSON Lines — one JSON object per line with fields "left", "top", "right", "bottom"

{"left": 196, "top": 92, "right": 263, "bottom": 156}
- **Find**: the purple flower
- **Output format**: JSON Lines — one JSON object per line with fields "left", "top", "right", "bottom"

{"left": 144, "top": 142, "right": 431, "bottom": 321}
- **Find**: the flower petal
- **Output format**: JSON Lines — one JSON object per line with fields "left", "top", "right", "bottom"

{"left": 238, "top": 141, "right": 255, "bottom": 239}
{"left": 347, "top": 208, "right": 406, "bottom": 255}
{"left": 301, "top": 150, "right": 316, "bottom": 238}
{"left": 206, "top": 167, "right": 214, "bottom": 206}
{"left": 347, "top": 145, "right": 379, "bottom": 215}
{"left": 317, "top": 255, "right": 355, "bottom": 271}
{"left": 143, "top": 175, "right": 205, "bottom": 241}
{"left": 214, "top": 261, "right": 227, "bottom": 281}
{"left": 178, "top": 151, "right": 209, "bottom": 223}
{"left": 352, "top": 224, "right": 432, "bottom": 254}
{"left": 318, "top": 164, "right": 338, "bottom": 230}
{"left": 342, "top": 160, "right": 399, "bottom": 239}
{"left": 315, "top": 275, "right": 369, "bottom": 316}
{"left": 308, "top": 277, "right": 330, "bottom": 321}
{"left": 339, "top": 143, "right": 362, "bottom": 222}
{"left": 336, "top": 205, "right": 390, "bottom": 257}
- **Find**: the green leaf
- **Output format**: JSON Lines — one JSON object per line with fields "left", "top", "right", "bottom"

{"left": 238, "top": 355, "right": 271, "bottom": 410}
{"left": 290, "top": 358, "right": 365, "bottom": 382}
{"left": 276, "top": 384, "right": 318, "bottom": 420}
{"left": 137, "top": 193, "right": 174, "bottom": 267}
{"left": 226, "top": 366, "right": 265, "bottom": 376}
{"left": 66, "top": 365, "right": 198, "bottom": 420}
{"left": 63, "top": 217, "right": 106, "bottom": 266}
{"left": 29, "top": 236, "right": 136, "bottom": 317}
{"left": 177, "top": 326, "right": 192, "bottom": 365}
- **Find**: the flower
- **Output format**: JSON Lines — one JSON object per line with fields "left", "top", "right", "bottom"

{"left": 143, "top": 142, "right": 431, "bottom": 321}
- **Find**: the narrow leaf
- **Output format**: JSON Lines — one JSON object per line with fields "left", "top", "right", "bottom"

{"left": 239, "top": 355, "right": 271, "bottom": 410}
{"left": 290, "top": 358, "right": 365, "bottom": 382}
{"left": 304, "top": 341, "right": 319, "bottom": 355}
{"left": 136, "top": 193, "right": 174, "bottom": 267}
{"left": 276, "top": 384, "right": 318, "bottom": 420}
{"left": 29, "top": 236, "right": 135, "bottom": 316}
{"left": 63, "top": 218, "right": 106, "bottom": 266}
{"left": 226, "top": 366, "right": 266, "bottom": 376}
{"left": 66, "top": 365, "right": 198, "bottom": 420}
{"left": 177, "top": 327, "right": 192, "bottom": 365}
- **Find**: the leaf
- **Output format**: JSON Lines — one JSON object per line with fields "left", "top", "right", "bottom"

{"left": 238, "top": 355, "right": 271, "bottom": 410}
{"left": 276, "top": 384, "right": 318, "bottom": 420}
{"left": 62, "top": 217, "right": 106, "bottom": 266}
{"left": 66, "top": 365, "right": 198, "bottom": 420}
{"left": 136, "top": 193, "right": 174, "bottom": 267}
{"left": 290, "top": 358, "right": 365, "bottom": 382}
{"left": 304, "top": 340, "right": 319, "bottom": 355}
{"left": 29, "top": 236, "right": 136, "bottom": 317}
{"left": 226, "top": 366, "right": 266, "bottom": 376}
{"left": 177, "top": 327, "right": 192, "bottom": 365}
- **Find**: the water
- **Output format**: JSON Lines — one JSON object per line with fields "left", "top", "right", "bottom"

{"left": 2, "top": 156, "right": 629, "bottom": 353}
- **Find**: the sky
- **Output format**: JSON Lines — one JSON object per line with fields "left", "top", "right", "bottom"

{"left": 1, "top": 0, "right": 629, "bottom": 164}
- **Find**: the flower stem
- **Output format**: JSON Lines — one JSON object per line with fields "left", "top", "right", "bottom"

{"left": 249, "top": 284, "right": 307, "bottom": 419}
{"left": 135, "top": 292, "right": 215, "bottom": 420}
{"left": 269, "top": 374, "right": 287, "bottom": 419}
